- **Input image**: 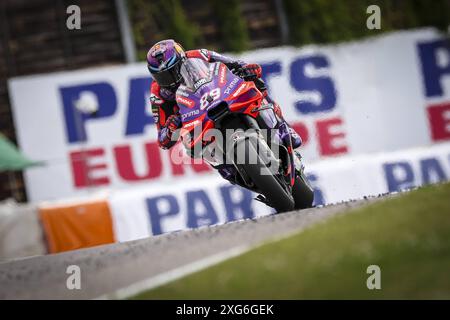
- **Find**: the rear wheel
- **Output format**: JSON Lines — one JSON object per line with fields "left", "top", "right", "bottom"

{"left": 292, "top": 170, "right": 314, "bottom": 209}
{"left": 239, "top": 138, "right": 295, "bottom": 213}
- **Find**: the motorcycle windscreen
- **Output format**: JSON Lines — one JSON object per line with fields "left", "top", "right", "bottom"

{"left": 180, "top": 58, "right": 212, "bottom": 91}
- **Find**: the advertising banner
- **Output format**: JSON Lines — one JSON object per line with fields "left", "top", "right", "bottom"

{"left": 8, "top": 28, "right": 450, "bottom": 201}
{"left": 107, "top": 142, "right": 450, "bottom": 241}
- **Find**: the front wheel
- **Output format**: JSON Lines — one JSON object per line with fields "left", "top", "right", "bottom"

{"left": 292, "top": 170, "right": 314, "bottom": 209}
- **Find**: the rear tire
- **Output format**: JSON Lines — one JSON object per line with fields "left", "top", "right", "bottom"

{"left": 292, "top": 170, "right": 314, "bottom": 209}
{"left": 239, "top": 139, "right": 295, "bottom": 213}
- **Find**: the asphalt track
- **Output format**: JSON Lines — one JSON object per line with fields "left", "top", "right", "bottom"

{"left": 0, "top": 195, "right": 391, "bottom": 299}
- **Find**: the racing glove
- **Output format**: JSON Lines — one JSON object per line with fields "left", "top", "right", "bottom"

{"left": 242, "top": 63, "right": 267, "bottom": 93}
{"left": 241, "top": 63, "right": 262, "bottom": 79}
{"left": 226, "top": 62, "right": 266, "bottom": 93}
{"left": 165, "top": 114, "right": 181, "bottom": 133}
{"left": 226, "top": 62, "right": 261, "bottom": 79}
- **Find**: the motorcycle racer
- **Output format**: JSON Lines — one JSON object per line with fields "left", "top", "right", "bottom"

{"left": 146, "top": 39, "right": 302, "bottom": 151}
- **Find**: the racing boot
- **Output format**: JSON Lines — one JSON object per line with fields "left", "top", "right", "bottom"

{"left": 217, "top": 165, "right": 235, "bottom": 182}
{"left": 217, "top": 165, "right": 271, "bottom": 206}
{"left": 216, "top": 164, "right": 258, "bottom": 190}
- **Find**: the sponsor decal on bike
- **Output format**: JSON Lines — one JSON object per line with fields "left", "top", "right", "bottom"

{"left": 232, "top": 82, "right": 248, "bottom": 98}
{"left": 176, "top": 89, "right": 190, "bottom": 97}
{"left": 224, "top": 77, "right": 239, "bottom": 95}
{"left": 213, "top": 63, "right": 220, "bottom": 76}
{"left": 183, "top": 119, "right": 200, "bottom": 128}
{"left": 181, "top": 109, "right": 200, "bottom": 120}
{"left": 219, "top": 64, "right": 227, "bottom": 87}
{"left": 194, "top": 78, "right": 208, "bottom": 90}
{"left": 200, "top": 88, "right": 221, "bottom": 109}
{"left": 206, "top": 100, "right": 220, "bottom": 110}
{"left": 176, "top": 95, "right": 195, "bottom": 108}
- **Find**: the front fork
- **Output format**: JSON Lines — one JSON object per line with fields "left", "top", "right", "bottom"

{"left": 277, "top": 122, "right": 297, "bottom": 187}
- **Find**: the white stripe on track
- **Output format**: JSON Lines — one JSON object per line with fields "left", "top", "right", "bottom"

{"left": 95, "top": 245, "right": 250, "bottom": 300}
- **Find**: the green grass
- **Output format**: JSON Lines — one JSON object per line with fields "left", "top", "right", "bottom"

{"left": 132, "top": 183, "right": 450, "bottom": 299}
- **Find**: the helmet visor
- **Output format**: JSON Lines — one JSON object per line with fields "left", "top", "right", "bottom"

{"left": 149, "top": 58, "right": 183, "bottom": 88}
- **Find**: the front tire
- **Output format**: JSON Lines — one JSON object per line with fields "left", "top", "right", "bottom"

{"left": 292, "top": 170, "right": 314, "bottom": 209}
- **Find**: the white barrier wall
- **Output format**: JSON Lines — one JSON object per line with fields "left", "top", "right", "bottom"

{"left": 8, "top": 28, "right": 450, "bottom": 202}
{"left": 308, "top": 142, "right": 450, "bottom": 204}
{"left": 0, "top": 200, "right": 46, "bottom": 260}
{"left": 108, "top": 142, "right": 450, "bottom": 241}
{"left": 108, "top": 175, "right": 274, "bottom": 242}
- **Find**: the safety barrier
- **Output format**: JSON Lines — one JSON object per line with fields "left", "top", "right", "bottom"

{"left": 1, "top": 142, "right": 449, "bottom": 260}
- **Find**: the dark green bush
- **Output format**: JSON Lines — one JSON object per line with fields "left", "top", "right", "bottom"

{"left": 128, "top": 0, "right": 199, "bottom": 59}
{"left": 282, "top": 0, "right": 450, "bottom": 46}
{"left": 211, "top": 0, "right": 249, "bottom": 52}
{"left": 129, "top": 0, "right": 449, "bottom": 58}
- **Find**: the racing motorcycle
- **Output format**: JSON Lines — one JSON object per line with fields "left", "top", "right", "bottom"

{"left": 174, "top": 58, "right": 314, "bottom": 213}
